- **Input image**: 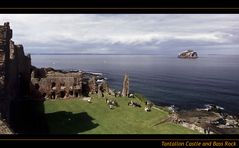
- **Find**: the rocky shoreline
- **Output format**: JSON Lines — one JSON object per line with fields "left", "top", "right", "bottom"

{"left": 164, "top": 104, "right": 239, "bottom": 134}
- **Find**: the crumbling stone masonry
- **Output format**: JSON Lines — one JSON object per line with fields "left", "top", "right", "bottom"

{"left": 0, "top": 22, "right": 31, "bottom": 121}
{"left": 30, "top": 67, "right": 110, "bottom": 100}
{"left": 31, "top": 67, "right": 83, "bottom": 99}
{"left": 122, "top": 74, "right": 129, "bottom": 97}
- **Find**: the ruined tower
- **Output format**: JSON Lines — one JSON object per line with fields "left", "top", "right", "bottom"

{"left": 0, "top": 22, "right": 31, "bottom": 121}
{"left": 0, "top": 22, "right": 12, "bottom": 119}
{"left": 122, "top": 74, "right": 129, "bottom": 97}
{"left": 0, "top": 22, "right": 12, "bottom": 89}
{"left": 88, "top": 76, "right": 97, "bottom": 94}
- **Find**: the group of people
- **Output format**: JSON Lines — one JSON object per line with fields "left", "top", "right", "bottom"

{"left": 105, "top": 92, "right": 154, "bottom": 112}
{"left": 128, "top": 100, "right": 153, "bottom": 112}
{"left": 106, "top": 98, "right": 119, "bottom": 109}
{"left": 144, "top": 101, "right": 153, "bottom": 112}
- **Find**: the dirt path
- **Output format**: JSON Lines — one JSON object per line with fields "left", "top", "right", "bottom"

{"left": 152, "top": 117, "right": 171, "bottom": 127}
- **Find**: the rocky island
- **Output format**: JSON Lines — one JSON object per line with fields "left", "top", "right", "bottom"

{"left": 178, "top": 49, "right": 198, "bottom": 58}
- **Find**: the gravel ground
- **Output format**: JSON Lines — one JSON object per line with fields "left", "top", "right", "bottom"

{"left": 0, "top": 119, "right": 13, "bottom": 134}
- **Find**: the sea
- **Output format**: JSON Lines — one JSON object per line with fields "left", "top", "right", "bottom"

{"left": 31, "top": 54, "right": 239, "bottom": 115}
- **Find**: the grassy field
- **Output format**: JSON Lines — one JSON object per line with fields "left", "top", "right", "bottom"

{"left": 44, "top": 95, "right": 199, "bottom": 134}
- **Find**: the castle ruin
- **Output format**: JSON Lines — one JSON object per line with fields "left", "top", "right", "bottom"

{"left": 0, "top": 22, "right": 31, "bottom": 122}
{"left": 30, "top": 67, "right": 109, "bottom": 100}
{"left": 0, "top": 22, "right": 110, "bottom": 133}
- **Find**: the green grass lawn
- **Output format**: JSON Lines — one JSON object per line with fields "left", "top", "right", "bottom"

{"left": 44, "top": 95, "right": 200, "bottom": 134}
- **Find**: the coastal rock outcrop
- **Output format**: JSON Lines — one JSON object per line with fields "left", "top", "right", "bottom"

{"left": 178, "top": 49, "right": 198, "bottom": 58}
{"left": 172, "top": 107, "right": 239, "bottom": 134}
{"left": 122, "top": 74, "right": 129, "bottom": 97}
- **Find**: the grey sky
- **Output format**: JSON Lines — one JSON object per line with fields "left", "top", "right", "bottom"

{"left": 1, "top": 14, "right": 239, "bottom": 55}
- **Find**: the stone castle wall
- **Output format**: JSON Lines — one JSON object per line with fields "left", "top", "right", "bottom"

{"left": 0, "top": 22, "right": 31, "bottom": 121}
{"left": 30, "top": 67, "right": 109, "bottom": 100}
{"left": 30, "top": 68, "right": 83, "bottom": 99}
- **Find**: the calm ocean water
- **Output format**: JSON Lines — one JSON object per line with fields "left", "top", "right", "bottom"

{"left": 31, "top": 54, "right": 239, "bottom": 115}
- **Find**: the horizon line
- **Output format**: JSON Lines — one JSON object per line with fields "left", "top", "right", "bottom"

{"left": 29, "top": 53, "right": 239, "bottom": 56}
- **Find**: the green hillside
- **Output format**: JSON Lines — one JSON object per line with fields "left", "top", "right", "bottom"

{"left": 44, "top": 95, "right": 199, "bottom": 134}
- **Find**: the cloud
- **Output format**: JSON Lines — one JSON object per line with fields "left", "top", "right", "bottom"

{"left": 1, "top": 14, "right": 239, "bottom": 54}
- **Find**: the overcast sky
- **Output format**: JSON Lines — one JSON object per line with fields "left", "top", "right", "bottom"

{"left": 1, "top": 14, "right": 239, "bottom": 55}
